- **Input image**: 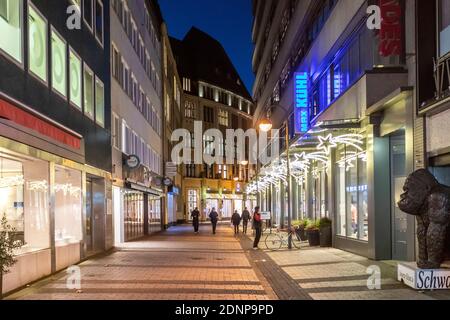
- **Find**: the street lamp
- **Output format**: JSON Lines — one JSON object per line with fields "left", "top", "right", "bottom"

{"left": 255, "top": 117, "right": 273, "bottom": 215}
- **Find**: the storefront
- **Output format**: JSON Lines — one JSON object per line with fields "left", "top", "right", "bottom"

{"left": 0, "top": 97, "right": 111, "bottom": 294}
{"left": 112, "top": 161, "right": 163, "bottom": 244}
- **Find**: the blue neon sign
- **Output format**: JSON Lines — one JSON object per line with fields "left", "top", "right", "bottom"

{"left": 294, "top": 72, "right": 309, "bottom": 134}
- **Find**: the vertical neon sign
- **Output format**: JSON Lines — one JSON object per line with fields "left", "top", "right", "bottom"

{"left": 294, "top": 72, "right": 309, "bottom": 134}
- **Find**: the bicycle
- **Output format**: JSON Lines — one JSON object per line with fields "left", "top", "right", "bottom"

{"left": 264, "top": 226, "right": 303, "bottom": 250}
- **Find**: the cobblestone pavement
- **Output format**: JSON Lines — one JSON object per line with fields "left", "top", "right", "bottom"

{"left": 7, "top": 225, "right": 450, "bottom": 300}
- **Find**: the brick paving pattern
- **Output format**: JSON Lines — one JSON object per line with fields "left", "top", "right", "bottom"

{"left": 6, "top": 225, "right": 450, "bottom": 300}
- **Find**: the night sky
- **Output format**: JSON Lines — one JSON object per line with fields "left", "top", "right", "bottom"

{"left": 159, "top": 0, "right": 255, "bottom": 95}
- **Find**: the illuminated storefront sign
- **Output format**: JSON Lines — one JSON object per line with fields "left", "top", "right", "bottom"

{"left": 294, "top": 72, "right": 309, "bottom": 134}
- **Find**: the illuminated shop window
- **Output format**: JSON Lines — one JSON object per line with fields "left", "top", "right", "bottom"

{"left": 28, "top": 3, "right": 47, "bottom": 82}
{"left": 51, "top": 29, "right": 67, "bottom": 96}
{"left": 84, "top": 64, "right": 95, "bottom": 119}
{"left": 0, "top": 153, "right": 50, "bottom": 254}
{"left": 95, "top": 77, "right": 105, "bottom": 127}
{"left": 0, "top": 0, "right": 23, "bottom": 63}
{"left": 54, "top": 166, "right": 82, "bottom": 245}
{"left": 69, "top": 48, "right": 82, "bottom": 109}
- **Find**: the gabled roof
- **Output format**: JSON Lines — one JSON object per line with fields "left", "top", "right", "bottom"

{"left": 170, "top": 27, "right": 252, "bottom": 101}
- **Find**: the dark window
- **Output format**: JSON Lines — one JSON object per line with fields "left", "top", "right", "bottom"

{"left": 95, "top": 0, "right": 103, "bottom": 44}
{"left": 83, "top": 0, "right": 93, "bottom": 29}
{"left": 203, "top": 106, "right": 214, "bottom": 123}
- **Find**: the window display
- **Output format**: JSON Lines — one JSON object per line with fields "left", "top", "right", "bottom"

{"left": 0, "top": 152, "right": 50, "bottom": 254}
{"left": 335, "top": 141, "right": 368, "bottom": 241}
{"left": 51, "top": 29, "right": 67, "bottom": 96}
{"left": 0, "top": 0, "right": 22, "bottom": 63}
{"left": 54, "top": 166, "right": 82, "bottom": 245}
{"left": 28, "top": 4, "right": 47, "bottom": 82}
{"left": 69, "top": 49, "right": 82, "bottom": 109}
{"left": 123, "top": 191, "right": 144, "bottom": 241}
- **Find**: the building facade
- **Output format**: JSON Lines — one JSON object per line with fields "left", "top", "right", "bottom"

{"left": 250, "top": 0, "right": 419, "bottom": 261}
{"left": 161, "top": 22, "right": 183, "bottom": 227}
{"left": 110, "top": 0, "right": 164, "bottom": 244}
{"left": 0, "top": 0, "right": 112, "bottom": 294}
{"left": 416, "top": 0, "right": 450, "bottom": 181}
{"left": 170, "top": 28, "right": 256, "bottom": 221}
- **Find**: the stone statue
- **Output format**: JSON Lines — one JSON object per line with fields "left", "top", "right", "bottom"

{"left": 398, "top": 169, "right": 450, "bottom": 269}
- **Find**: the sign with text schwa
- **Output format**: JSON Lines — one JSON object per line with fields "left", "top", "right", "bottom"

{"left": 294, "top": 72, "right": 309, "bottom": 134}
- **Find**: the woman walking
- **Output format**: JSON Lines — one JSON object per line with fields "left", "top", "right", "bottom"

{"left": 209, "top": 207, "right": 219, "bottom": 235}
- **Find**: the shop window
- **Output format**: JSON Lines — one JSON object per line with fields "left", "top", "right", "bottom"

{"left": 54, "top": 166, "right": 82, "bottom": 245}
{"left": 28, "top": 3, "right": 47, "bottom": 82}
{"left": 335, "top": 142, "right": 368, "bottom": 241}
{"left": 83, "top": 64, "right": 94, "bottom": 119}
{"left": 69, "top": 48, "right": 82, "bottom": 109}
{"left": 439, "top": 0, "right": 450, "bottom": 57}
{"left": 0, "top": 154, "right": 50, "bottom": 254}
{"left": 0, "top": 0, "right": 22, "bottom": 63}
{"left": 123, "top": 191, "right": 144, "bottom": 241}
{"left": 51, "top": 29, "right": 67, "bottom": 97}
{"left": 95, "top": 77, "right": 105, "bottom": 127}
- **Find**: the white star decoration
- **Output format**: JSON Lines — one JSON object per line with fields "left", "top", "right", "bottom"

{"left": 317, "top": 134, "right": 337, "bottom": 155}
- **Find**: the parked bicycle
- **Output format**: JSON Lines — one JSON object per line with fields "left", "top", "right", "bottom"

{"left": 264, "top": 226, "right": 303, "bottom": 250}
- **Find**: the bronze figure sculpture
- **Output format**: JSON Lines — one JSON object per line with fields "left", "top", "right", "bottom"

{"left": 398, "top": 169, "right": 450, "bottom": 269}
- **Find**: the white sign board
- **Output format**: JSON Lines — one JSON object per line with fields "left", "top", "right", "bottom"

{"left": 165, "top": 162, "right": 177, "bottom": 177}
{"left": 260, "top": 211, "right": 271, "bottom": 220}
{"left": 398, "top": 262, "right": 450, "bottom": 290}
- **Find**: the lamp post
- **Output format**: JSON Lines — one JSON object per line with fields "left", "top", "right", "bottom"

{"left": 258, "top": 117, "right": 292, "bottom": 249}
{"left": 257, "top": 118, "right": 273, "bottom": 211}
{"left": 284, "top": 120, "right": 292, "bottom": 249}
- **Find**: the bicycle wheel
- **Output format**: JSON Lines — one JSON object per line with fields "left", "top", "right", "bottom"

{"left": 265, "top": 233, "right": 283, "bottom": 250}
{"left": 289, "top": 232, "right": 302, "bottom": 249}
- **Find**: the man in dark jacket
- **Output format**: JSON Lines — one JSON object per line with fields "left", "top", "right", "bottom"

{"left": 231, "top": 210, "right": 241, "bottom": 235}
{"left": 209, "top": 208, "right": 219, "bottom": 235}
{"left": 241, "top": 207, "right": 251, "bottom": 234}
{"left": 191, "top": 207, "right": 200, "bottom": 234}
{"left": 253, "top": 206, "right": 262, "bottom": 249}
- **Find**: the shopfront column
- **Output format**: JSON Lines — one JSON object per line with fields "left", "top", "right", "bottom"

{"left": 367, "top": 125, "right": 391, "bottom": 260}
{"left": 305, "top": 167, "right": 314, "bottom": 219}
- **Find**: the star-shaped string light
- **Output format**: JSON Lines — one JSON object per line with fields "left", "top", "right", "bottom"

{"left": 317, "top": 134, "right": 337, "bottom": 155}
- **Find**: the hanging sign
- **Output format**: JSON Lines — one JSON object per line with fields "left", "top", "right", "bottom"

{"left": 379, "top": 0, "right": 403, "bottom": 57}
{"left": 294, "top": 72, "right": 309, "bottom": 134}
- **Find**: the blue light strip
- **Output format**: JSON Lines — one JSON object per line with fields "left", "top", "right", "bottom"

{"left": 294, "top": 72, "right": 309, "bottom": 134}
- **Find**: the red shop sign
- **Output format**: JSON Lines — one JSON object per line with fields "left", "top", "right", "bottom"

{"left": 379, "top": 0, "right": 403, "bottom": 57}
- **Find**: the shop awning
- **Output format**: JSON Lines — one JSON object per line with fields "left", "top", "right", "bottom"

{"left": 0, "top": 95, "right": 82, "bottom": 149}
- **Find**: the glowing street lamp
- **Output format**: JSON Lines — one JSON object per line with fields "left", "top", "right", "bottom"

{"left": 258, "top": 118, "right": 273, "bottom": 132}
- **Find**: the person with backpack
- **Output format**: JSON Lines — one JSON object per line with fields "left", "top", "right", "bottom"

{"left": 252, "top": 206, "right": 262, "bottom": 250}
{"left": 209, "top": 207, "right": 219, "bottom": 235}
{"left": 191, "top": 207, "right": 200, "bottom": 234}
{"left": 231, "top": 210, "right": 242, "bottom": 235}
{"left": 241, "top": 207, "right": 251, "bottom": 234}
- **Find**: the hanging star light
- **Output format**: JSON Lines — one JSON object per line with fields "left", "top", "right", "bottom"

{"left": 317, "top": 134, "right": 337, "bottom": 155}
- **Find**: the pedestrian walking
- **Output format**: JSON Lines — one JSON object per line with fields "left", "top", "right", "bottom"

{"left": 241, "top": 207, "right": 251, "bottom": 234}
{"left": 209, "top": 207, "right": 219, "bottom": 235}
{"left": 231, "top": 210, "right": 241, "bottom": 235}
{"left": 252, "top": 206, "right": 262, "bottom": 250}
{"left": 191, "top": 207, "right": 200, "bottom": 234}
